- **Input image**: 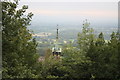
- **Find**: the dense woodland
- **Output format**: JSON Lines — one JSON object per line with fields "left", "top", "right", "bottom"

{"left": 2, "top": 1, "right": 120, "bottom": 79}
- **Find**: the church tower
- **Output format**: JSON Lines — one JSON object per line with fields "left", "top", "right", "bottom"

{"left": 52, "top": 25, "right": 62, "bottom": 57}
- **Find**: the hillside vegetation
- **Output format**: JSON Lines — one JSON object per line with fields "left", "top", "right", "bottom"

{"left": 2, "top": 1, "right": 120, "bottom": 79}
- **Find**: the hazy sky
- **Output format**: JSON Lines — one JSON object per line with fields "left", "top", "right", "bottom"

{"left": 18, "top": 1, "right": 118, "bottom": 29}
{"left": 20, "top": 0, "right": 119, "bottom": 2}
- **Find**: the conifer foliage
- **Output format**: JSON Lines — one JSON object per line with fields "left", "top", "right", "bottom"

{"left": 2, "top": 0, "right": 120, "bottom": 79}
{"left": 2, "top": 0, "right": 39, "bottom": 78}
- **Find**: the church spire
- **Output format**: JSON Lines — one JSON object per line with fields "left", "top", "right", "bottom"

{"left": 52, "top": 24, "right": 62, "bottom": 57}
{"left": 56, "top": 24, "right": 59, "bottom": 41}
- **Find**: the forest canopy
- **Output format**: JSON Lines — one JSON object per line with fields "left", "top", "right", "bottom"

{"left": 2, "top": 0, "right": 120, "bottom": 79}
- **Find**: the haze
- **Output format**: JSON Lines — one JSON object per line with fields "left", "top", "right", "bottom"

{"left": 18, "top": 2, "right": 118, "bottom": 32}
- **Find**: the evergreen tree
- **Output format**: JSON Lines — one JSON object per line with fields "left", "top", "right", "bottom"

{"left": 96, "top": 32, "right": 105, "bottom": 46}
{"left": 87, "top": 32, "right": 120, "bottom": 78}
{"left": 107, "top": 32, "right": 119, "bottom": 78}
{"left": 77, "top": 20, "right": 94, "bottom": 54}
{"left": 2, "top": 0, "right": 39, "bottom": 78}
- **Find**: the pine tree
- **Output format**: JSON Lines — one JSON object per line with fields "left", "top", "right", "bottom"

{"left": 96, "top": 32, "right": 105, "bottom": 46}
{"left": 2, "top": 1, "right": 39, "bottom": 78}
{"left": 77, "top": 20, "right": 94, "bottom": 53}
{"left": 107, "top": 32, "right": 119, "bottom": 78}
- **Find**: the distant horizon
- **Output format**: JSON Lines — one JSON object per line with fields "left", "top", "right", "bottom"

{"left": 18, "top": 2, "right": 118, "bottom": 33}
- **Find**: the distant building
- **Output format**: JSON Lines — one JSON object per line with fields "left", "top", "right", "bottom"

{"left": 52, "top": 25, "right": 62, "bottom": 57}
{"left": 64, "top": 41, "right": 67, "bottom": 44}
{"left": 52, "top": 43, "right": 62, "bottom": 56}
{"left": 32, "top": 32, "right": 52, "bottom": 37}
